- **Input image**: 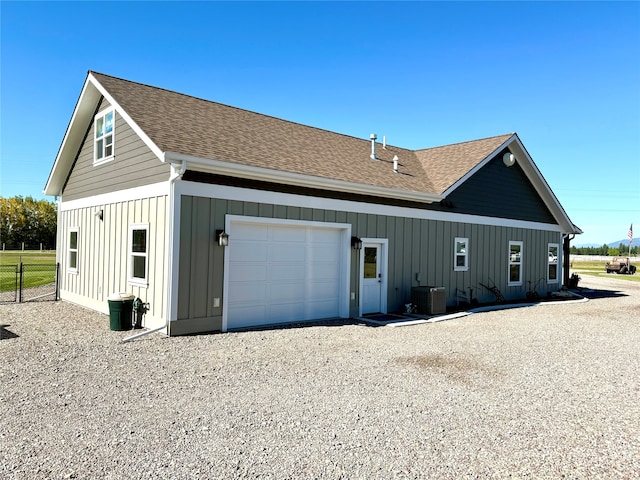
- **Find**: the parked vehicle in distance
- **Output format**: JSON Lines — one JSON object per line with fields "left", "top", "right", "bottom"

{"left": 605, "top": 257, "right": 637, "bottom": 274}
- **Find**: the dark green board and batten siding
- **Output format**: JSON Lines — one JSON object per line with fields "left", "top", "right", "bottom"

{"left": 177, "top": 195, "right": 561, "bottom": 332}
{"left": 445, "top": 154, "right": 557, "bottom": 224}
{"left": 62, "top": 98, "right": 170, "bottom": 202}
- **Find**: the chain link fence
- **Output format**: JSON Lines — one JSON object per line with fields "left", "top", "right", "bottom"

{"left": 0, "top": 263, "right": 59, "bottom": 303}
{"left": 0, "top": 265, "right": 19, "bottom": 302}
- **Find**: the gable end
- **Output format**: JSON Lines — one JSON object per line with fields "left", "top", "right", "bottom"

{"left": 442, "top": 152, "right": 556, "bottom": 224}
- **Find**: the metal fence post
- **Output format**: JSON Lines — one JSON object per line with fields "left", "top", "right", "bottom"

{"left": 19, "top": 262, "right": 23, "bottom": 303}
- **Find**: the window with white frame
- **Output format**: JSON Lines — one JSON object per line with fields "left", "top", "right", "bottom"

{"left": 129, "top": 224, "right": 148, "bottom": 285}
{"left": 94, "top": 109, "right": 114, "bottom": 164}
{"left": 68, "top": 227, "right": 78, "bottom": 273}
{"left": 454, "top": 237, "right": 469, "bottom": 271}
{"left": 508, "top": 241, "right": 523, "bottom": 286}
{"left": 548, "top": 243, "right": 559, "bottom": 283}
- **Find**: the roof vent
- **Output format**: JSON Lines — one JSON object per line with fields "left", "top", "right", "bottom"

{"left": 370, "top": 133, "right": 377, "bottom": 160}
{"left": 393, "top": 155, "right": 398, "bottom": 173}
{"left": 383, "top": 136, "right": 387, "bottom": 149}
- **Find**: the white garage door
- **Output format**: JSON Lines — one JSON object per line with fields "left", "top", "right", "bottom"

{"left": 225, "top": 220, "right": 346, "bottom": 330}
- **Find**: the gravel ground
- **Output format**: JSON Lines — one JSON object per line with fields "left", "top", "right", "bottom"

{"left": 1, "top": 275, "right": 639, "bottom": 479}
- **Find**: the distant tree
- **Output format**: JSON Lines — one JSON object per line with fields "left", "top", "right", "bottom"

{"left": 0, "top": 196, "right": 57, "bottom": 248}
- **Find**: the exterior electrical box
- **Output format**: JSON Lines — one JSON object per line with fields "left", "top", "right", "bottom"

{"left": 411, "top": 287, "right": 446, "bottom": 315}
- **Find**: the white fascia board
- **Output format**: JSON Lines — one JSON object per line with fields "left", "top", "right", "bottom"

{"left": 163, "top": 151, "right": 442, "bottom": 204}
{"left": 175, "top": 180, "right": 566, "bottom": 233}
{"left": 440, "top": 134, "right": 516, "bottom": 198}
{"left": 45, "top": 76, "right": 100, "bottom": 196}
{"left": 88, "top": 73, "right": 164, "bottom": 161}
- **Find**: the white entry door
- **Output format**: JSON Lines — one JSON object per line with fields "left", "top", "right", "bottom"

{"left": 362, "top": 243, "right": 382, "bottom": 314}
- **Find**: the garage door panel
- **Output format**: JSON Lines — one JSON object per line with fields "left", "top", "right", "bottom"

{"left": 268, "top": 302, "right": 306, "bottom": 320}
{"left": 308, "top": 281, "right": 340, "bottom": 300}
{"left": 309, "top": 245, "right": 339, "bottom": 262}
{"left": 306, "top": 300, "right": 339, "bottom": 318}
{"left": 233, "top": 223, "right": 269, "bottom": 241}
{"left": 229, "top": 264, "right": 267, "bottom": 283}
{"left": 269, "top": 264, "right": 305, "bottom": 281}
{"left": 231, "top": 242, "right": 268, "bottom": 262}
{"left": 270, "top": 244, "right": 305, "bottom": 262}
{"left": 268, "top": 282, "right": 306, "bottom": 302}
{"left": 227, "top": 305, "right": 267, "bottom": 328}
{"left": 270, "top": 225, "right": 307, "bottom": 242}
{"left": 228, "top": 282, "right": 266, "bottom": 304}
{"left": 311, "top": 228, "right": 341, "bottom": 243}
{"left": 308, "top": 262, "right": 340, "bottom": 280}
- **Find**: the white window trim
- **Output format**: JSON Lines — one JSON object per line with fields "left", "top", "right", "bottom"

{"left": 547, "top": 242, "right": 560, "bottom": 283}
{"left": 454, "top": 237, "right": 469, "bottom": 272}
{"left": 67, "top": 227, "right": 79, "bottom": 274}
{"left": 94, "top": 108, "right": 115, "bottom": 165}
{"left": 128, "top": 223, "right": 149, "bottom": 287}
{"left": 508, "top": 240, "right": 523, "bottom": 286}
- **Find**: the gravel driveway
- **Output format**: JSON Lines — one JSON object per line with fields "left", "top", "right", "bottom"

{"left": 1, "top": 275, "right": 639, "bottom": 479}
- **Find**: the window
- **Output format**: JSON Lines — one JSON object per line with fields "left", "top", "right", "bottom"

{"left": 94, "top": 109, "right": 114, "bottom": 164}
{"left": 548, "top": 243, "right": 559, "bottom": 283}
{"left": 454, "top": 237, "right": 469, "bottom": 271}
{"left": 129, "top": 224, "right": 148, "bottom": 285}
{"left": 68, "top": 227, "right": 78, "bottom": 273}
{"left": 508, "top": 241, "right": 523, "bottom": 286}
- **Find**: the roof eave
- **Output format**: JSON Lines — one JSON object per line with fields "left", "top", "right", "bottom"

{"left": 164, "top": 152, "right": 443, "bottom": 204}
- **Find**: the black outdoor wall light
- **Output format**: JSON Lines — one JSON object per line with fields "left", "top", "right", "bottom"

{"left": 216, "top": 229, "right": 229, "bottom": 247}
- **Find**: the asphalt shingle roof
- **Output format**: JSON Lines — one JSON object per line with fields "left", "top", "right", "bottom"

{"left": 92, "top": 72, "right": 512, "bottom": 197}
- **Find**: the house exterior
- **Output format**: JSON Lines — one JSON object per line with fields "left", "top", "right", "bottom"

{"left": 44, "top": 71, "right": 581, "bottom": 335}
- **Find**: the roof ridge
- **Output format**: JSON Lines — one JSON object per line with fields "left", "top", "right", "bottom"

{"left": 89, "top": 70, "right": 407, "bottom": 151}
{"left": 414, "top": 132, "right": 514, "bottom": 152}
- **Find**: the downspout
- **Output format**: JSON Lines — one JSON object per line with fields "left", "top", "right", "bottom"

{"left": 123, "top": 159, "right": 187, "bottom": 342}
{"left": 562, "top": 233, "right": 575, "bottom": 288}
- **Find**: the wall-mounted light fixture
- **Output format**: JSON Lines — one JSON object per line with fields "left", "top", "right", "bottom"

{"left": 95, "top": 209, "right": 104, "bottom": 221}
{"left": 216, "top": 229, "right": 229, "bottom": 247}
{"left": 351, "top": 236, "right": 362, "bottom": 250}
{"left": 503, "top": 152, "right": 516, "bottom": 167}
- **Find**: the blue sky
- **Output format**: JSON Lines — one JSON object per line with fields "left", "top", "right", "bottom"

{"left": 1, "top": 1, "right": 638, "bottom": 245}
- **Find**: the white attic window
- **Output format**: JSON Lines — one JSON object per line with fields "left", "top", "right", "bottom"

{"left": 94, "top": 108, "right": 114, "bottom": 164}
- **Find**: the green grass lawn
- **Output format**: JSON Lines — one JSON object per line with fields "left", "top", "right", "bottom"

{"left": 571, "top": 260, "right": 640, "bottom": 283}
{"left": 0, "top": 250, "right": 58, "bottom": 292}
{"left": 0, "top": 250, "right": 57, "bottom": 265}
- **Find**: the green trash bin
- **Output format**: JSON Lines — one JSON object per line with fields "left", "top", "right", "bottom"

{"left": 108, "top": 293, "right": 135, "bottom": 331}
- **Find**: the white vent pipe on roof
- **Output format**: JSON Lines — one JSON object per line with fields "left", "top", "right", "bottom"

{"left": 393, "top": 155, "right": 398, "bottom": 173}
{"left": 383, "top": 136, "right": 387, "bottom": 149}
{"left": 370, "top": 133, "right": 377, "bottom": 160}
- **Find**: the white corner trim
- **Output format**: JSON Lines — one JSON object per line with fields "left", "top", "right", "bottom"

{"left": 163, "top": 151, "right": 442, "bottom": 204}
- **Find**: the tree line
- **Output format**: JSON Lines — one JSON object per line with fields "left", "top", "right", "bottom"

{"left": 0, "top": 196, "right": 57, "bottom": 250}
{"left": 570, "top": 244, "right": 638, "bottom": 256}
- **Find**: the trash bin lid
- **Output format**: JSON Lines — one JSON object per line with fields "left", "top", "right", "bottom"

{"left": 108, "top": 292, "right": 136, "bottom": 301}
